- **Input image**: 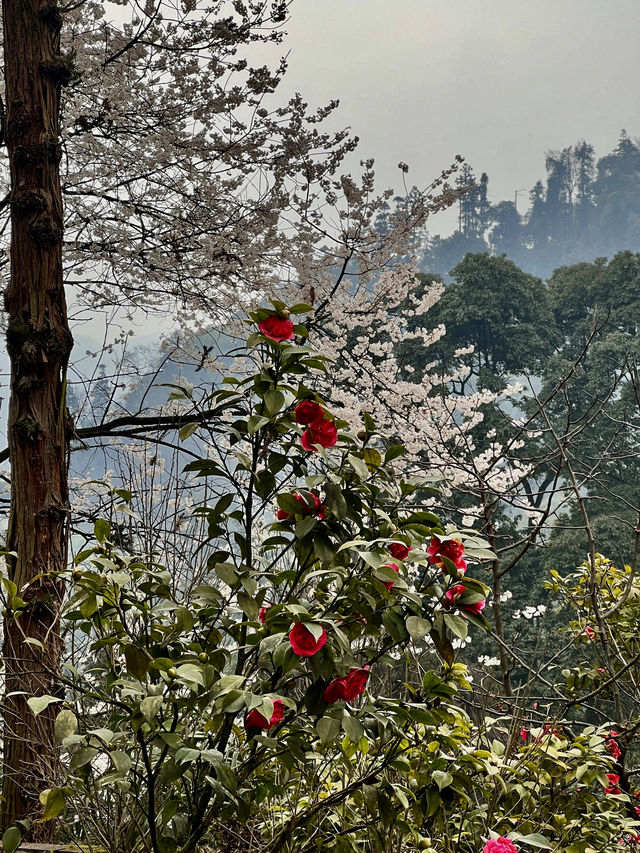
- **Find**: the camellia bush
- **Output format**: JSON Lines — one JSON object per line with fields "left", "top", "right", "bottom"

{"left": 22, "top": 304, "right": 490, "bottom": 853}
{"left": 9, "top": 308, "right": 635, "bottom": 853}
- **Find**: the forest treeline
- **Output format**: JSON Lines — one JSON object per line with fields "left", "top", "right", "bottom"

{"left": 404, "top": 130, "right": 640, "bottom": 279}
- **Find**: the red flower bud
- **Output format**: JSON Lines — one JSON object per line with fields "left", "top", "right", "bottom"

{"left": 276, "top": 491, "right": 324, "bottom": 521}
{"left": 443, "top": 583, "right": 485, "bottom": 614}
{"left": 604, "top": 772, "right": 621, "bottom": 794}
{"left": 428, "top": 536, "right": 467, "bottom": 573}
{"left": 259, "top": 604, "right": 271, "bottom": 623}
{"left": 389, "top": 542, "right": 411, "bottom": 560}
{"left": 380, "top": 562, "right": 399, "bottom": 591}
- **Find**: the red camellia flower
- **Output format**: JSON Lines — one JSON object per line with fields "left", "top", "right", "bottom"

{"left": 444, "top": 583, "right": 486, "bottom": 614}
{"left": 604, "top": 772, "right": 622, "bottom": 795}
{"left": 277, "top": 491, "right": 325, "bottom": 521}
{"left": 245, "top": 699, "right": 285, "bottom": 730}
{"left": 519, "top": 727, "right": 529, "bottom": 741}
{"left": 294, "top": 400, "right": 325, "bottom": 425}
{"left": 258, "top": 315, "right": 295, "bottom": 342}
{"left": 607, "top": 738, "right": 622, "bottom": 761}
{"left": 258, "top": 604, "right": 271, "bottom": 623}
{"left": 301, "top": 418, "right": 338, "bottom": 451}
{"left": 483, "top": 838, "right": 518, "bottom": 853}
{"left": 585, "top": 625, "right": 596, "bottom": 639}
{"left": 289, "top": 622, "right": 327, "bottom": 657}
{"left": 389, "top": 542, "right": 411, "bottom": 560}
{"left": 323, "top": 666, "right": 370, "bottom": 703}
{"left": 428, "top": 536, "right": 467, "bottom": 573}
{"left": 444, "top": 584, "right": 466, "bottom": 606}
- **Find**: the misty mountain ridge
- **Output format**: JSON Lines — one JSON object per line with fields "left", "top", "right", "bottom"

{"left": 403, "top": 129, "right": 640, "bottom": 280}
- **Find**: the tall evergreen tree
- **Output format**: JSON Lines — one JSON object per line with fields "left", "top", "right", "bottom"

{"left": 545, "top": 147, "right": 574, "bottom": 246}
{"left": 573, "top": 140, "right": 596, "bottom": 247}
{"left": 489, "top": 201, "right": 522, "bottom": 261}
{"left": 456, "top": 163, "right": 479, "bottom": 236}
{"left": 477, "top": 172, "right": 491, "bottom": 235}
{"left": 593, "top": 131, "right": 640, "bottom": 254}
{"left": 524, "top": 180, "right": 547, "bottom": 245}
{"left": 1, "top": 0, "right": 71, "bottom": 837}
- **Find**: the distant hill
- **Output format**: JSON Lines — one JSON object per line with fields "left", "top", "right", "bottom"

{"left": 407, "top": 130, "right": 640, "bottom": 279}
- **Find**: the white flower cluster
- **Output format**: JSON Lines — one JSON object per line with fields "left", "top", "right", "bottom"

{"left": 477, "top": 656, "right": 501, "bottom": 667}
{"left": 512, "top": 604, "right": 547, "bottom": 620}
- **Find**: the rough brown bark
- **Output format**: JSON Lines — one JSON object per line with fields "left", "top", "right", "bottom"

{"left": 1, "top": 0, "right": 72, "bottom": 835}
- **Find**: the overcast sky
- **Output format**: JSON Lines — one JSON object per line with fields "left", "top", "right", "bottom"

{"left": 277, "top": 0, "right": 640, "bottom": 234}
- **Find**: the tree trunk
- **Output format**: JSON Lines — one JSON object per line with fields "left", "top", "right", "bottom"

{"left": 1, "top": 0, "right": 72, "bottom": 836}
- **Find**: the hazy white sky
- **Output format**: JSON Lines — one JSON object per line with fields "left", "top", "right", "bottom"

{"left": 277, "top": 0, "right": 640, "bottom": 233}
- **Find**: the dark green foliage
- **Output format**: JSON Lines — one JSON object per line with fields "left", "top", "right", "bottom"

{"left": 417, "top": 254, "right": 557, "bottom": 388}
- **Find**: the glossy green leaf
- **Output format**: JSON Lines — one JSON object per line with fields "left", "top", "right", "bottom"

{"left": 517, "top": 835, "right": 553, "bottom": 849}
{"left": 215, "top": 562, "right": 239, "bottom": 587}
{"left": 110, "top": 750, "right": 132, "bottom": 774}
{"left": 27, "top": 695, "right": 61, "bottom": 716}
{"left": 264, "top": 389, "right": 285, "bottom": 415}
{"left": 139, "top": 695, "right": 163, "bottom": 721}
{"left": 179, "top": 421, "right": 199, "bottom": 441}
{"left": 94, "top": 518, "right": 110, "bottom": 544}
{"left": 69, "top": 747, "right": 98, "bottom": 772}
{"left": 124, "top": 645, "right": 150, "bottom": 680}
{"left": 54, "top": 709, "right": 78, "bottom": 743}
{"left": 432, "top": 770, "right": 453, "bottom": 791}
{"left": 405, "top": 615, "right": 432, "bottom": 640}
{"left": 39, "top": 787, "right": 66, "bottom": 821}
{"left": 342, "top": 713, "right": 364, "bottom": 743}
{"left": 2, "top": 828, "right": 20, "bottom": 853}
{"left": 384, "top": 444, "right": 405, "bottom": 462}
